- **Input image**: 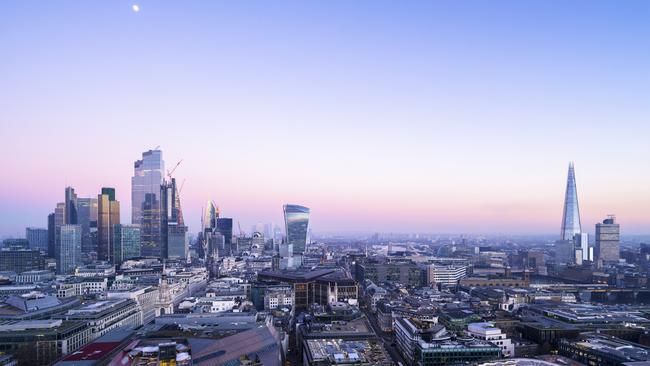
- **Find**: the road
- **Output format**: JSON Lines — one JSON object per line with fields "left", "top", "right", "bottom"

{"left": 362, "top": 305, "right": 408, "bottom": 365}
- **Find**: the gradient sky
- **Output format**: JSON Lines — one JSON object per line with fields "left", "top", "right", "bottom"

{"left": 1, "top": 1, "right": 649, "bottom": 237}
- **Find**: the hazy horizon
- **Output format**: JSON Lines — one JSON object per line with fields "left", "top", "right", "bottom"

{"left": 2, "top": 1, "right": 649, "bottom": 236}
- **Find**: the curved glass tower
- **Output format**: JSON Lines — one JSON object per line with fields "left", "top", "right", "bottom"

{"left": 560, "top": 162, "right": 582, "bottom": 241}
{"left": 283, "top": 204, "right": 310, "bottom": 254}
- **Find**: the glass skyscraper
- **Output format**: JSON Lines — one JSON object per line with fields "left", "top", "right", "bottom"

{"left": 560, "top": 162, "right": 582, "bottom": 241}
{"left": 26, "top": 227, "right": 48, "bottom": 252}
{"left": 113, "top": 224, "right": 141, "bottom": 264}
{"left": 283, "top": 204, "right": 310, "bottom": 254}
{"left": 56, "top": 224, "right": 81, "bottom": 274}
{"left": 97, "top": 187, "right": 120, "bottom": 263}
{"left": 76, "top": 197, "right": 98, "bottom": 255}
{"left": 141, "top": 192, "right": 165, "bottom": 258}
{"left": 131, "top": 149, "right": 164, "bottom": 226}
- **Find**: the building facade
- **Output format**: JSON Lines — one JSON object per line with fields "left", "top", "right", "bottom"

{"left": 113, "top": 224, "right": 141, "bottom": 264}
{"left": 25, "top": 228, "right": 48, "bottom": 252}
{"left": 97, "top": 188, "right": 120, "bottom": 263}
{"left": 56, "top": 225, "right": 82, "bottom": 274}
{"left": 595, "top": 216, "right": 620, "bottom": 264}
{"left": 283, "top": 204, "right": 310, "bottom": 255}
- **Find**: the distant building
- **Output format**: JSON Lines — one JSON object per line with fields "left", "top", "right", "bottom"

{"left": 97, "top": 188, "right": 120, "bottom": 263}
{"left": 131, "top": 149, "right": 164, "bottom": 227}
{"left": 25, "top": 228, "right": 48, "bottom": 252}
{"left": 283, "top": 204, "right": 310, "bottom": 254}
{"left": 560, "top": 162, "right": 581, "bottom": 241}
{"left": 113, "top": 224, "right": 141, "bottom": 264}
{"left": 76, "top": 197, "right": 98, "bottom": 255}
{"left": 56, "top": 225, "right": 82, "bottom": 274}
{"left": 595, "top": 215, "right": 620, "bottom": 264}
{"left": 2, "top": 239, "right": 29, "bottom": 250}
{"left": 140, "top": 192, "right": 165, "bottom": 258}
{"left": 559, "top": 333, "right": 650, "bottom": 365}
{"left": 64, "top": 186, "right": 78, "bottom": 225}
{"left": 0, "top": 248, "right": 45, "bottom": 273}
{"left": 356, "top": 260, "right": 422, "bottom": 287}
{"left": 47, "top": 213, "right": 55, "bottom": 258}
{"left": 425, "top": 264, "right": 468, "bottom": 286}
{"left": 264, "top": 286, "right": 293, "bottom": 310}
{"left": 216, "top": 218, "right": 233, "bottom": 255}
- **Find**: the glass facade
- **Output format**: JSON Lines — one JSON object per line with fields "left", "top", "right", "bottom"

{"left": 113, "top": 224, "right": 141, "bottom": 264}
{"left": 57, "top": 224, "right": 82, "bottom": 274}
{"left": 560, "top": 162, "right": 582, "bottom": 241}
{"left": 131, "top": 149, "right": 164, "bottom": 226}
{"left": 97, "top": 188, "right": 120, "bottom": 263}
{"left": 283, "top": 204, "right": 310, "bottom": 254}
{"left": 26, "top": 227, "right": 48, "bottom": 252}
{"left": 76, "top": 197, "right": 98, "bottom": 255}
{"left": 141, "top": 192, "right": 165, "bottom": 258}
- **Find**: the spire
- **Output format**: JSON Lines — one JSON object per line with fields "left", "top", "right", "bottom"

{"left": 560, "top": 162, "right": 582, "bottom": 240}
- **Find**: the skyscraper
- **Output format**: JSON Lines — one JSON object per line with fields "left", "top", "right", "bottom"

{"left": 64, "top": 186, "right": 78, "bottom": 225}
{"left": 25, "top": 227, "right": 48, "bottom": 252}
{"left": 203, "top": 200, "right": 218, "bottom": 231}
{"left": 113, "top": 224, "right": 141, "bottom": 264}
{"left": 77, "top": 197, "right": 98, "bottom": 255}
{"left": 595, "top": 215, "right": 620, "bottom": 264}
{"left": 165, "top": 178, "right": 188, "bottom": 260}
{"left": 47, "top": 213, "right": 55, "bottom": 257}
{"left": 97, "top": 187, "right": 120, "bottom": 263}
{"left": 141, "top": 192, "right": 165, "bottom": 258}
{"left": 216, "top": 218, "right": 233, "bottom": 256}
{"left": 283, "top": 204, "right": 310, "bottom": 254}
{"left": 56, "top": 224, "right": 82, "bottom": 274}
{"left": 560, "top": 162, "right": 582, "bottom": 241}
{"left": 132, "top": 149, "right": 164, "bottom": 226}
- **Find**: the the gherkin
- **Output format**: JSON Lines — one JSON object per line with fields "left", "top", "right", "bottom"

{"left": 560, "top": 162, "right": 582, "bottom": 241}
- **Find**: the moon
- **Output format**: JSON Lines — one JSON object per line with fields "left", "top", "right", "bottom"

{"left": 132, "top": 4, "right": 140, "bottom": 12}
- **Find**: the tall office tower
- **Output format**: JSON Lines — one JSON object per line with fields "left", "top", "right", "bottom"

{"left": 574, "top": 232, "right": 590, "bottom": 261}
{"left": 52, "top": 202, "right": 66, "bottom": 258}
{"left": 77, "top": 197, "right": 98, "bottom": 255}
{"left": 113, "top": 224, "right": 141, "bottom": 265}
{"left": 203, "top": 200, "right": 218, "bottom": 231}
{"left": 64, "top": 186, "right": 78, "bottom": 224}
{"left": 56, "top": 224, "right": 82, "bottom": 274}
{"left": 132, "top": 149, "right": 165, "bottom": 226}
{"left": 595, "top": 215, "right": 620, "bottom": 264}
{"left": 25, "top": 227, "right": 48, "bottom": 252}
{"left": 283, "top": 204, "right": 310, "bottom": 254}
{"left": 164, "top": 178, "right": 188, "bottom": 260}
{"left": 560, "top": 162, "right": 582, "bottom": 241}
{"left": 141, "top": 192, "right": 165, "bottom": 258}
{"left": 216, "top": 218, "right": 233, "bottom": 255}
{"left": 47, "top": 213, "right": 55, "bottom": 257}
{"left": 97, "top": 187, "right": 120, "bottom": 263}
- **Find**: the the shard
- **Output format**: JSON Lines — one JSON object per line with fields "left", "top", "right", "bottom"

{"left": 560, "top": 162, "right": 582, "bottom": 241}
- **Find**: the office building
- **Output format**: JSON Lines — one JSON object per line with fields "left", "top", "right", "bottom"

{"left": 560, "top": 162, "right": 582, "bottom": 241}
{"left": 0, "top": 248, "right": 45, "bottom": 273}
{"left": 574, "top": 232, "right": 590, "bottom": 262}
{"left": 52, "top": 202, "right": 66, "bottom": 258}
{"left": 113, "top": 224, "right": 141, "bottom": 264}
{"left": 64, "top": 187, "right": 78, "bottom": 225}
{"left": 467, "top": 322, "right": 514, "bottom": 357}
{"left": 25, "top": 227, "right": 48, "bottom": 252}
{"left": 47, "top": 213, "right": 56, "bottom": 257}
{"left": 356, "top": 260, "right": 422, "bottom": 287}
{"left": 76, "top": 197, "right": 98, "bottom": 255}
{"left": 131, "top": 149, "right": 164, "bottom": 226}
{"left": 216, "top": 218, "right": 233, "bottom": 256}
{"left": 283, "top": 204, "right": 310, "bottom": 254}
{"left": 56, "top": 225, "right": 82, "bottom": 274}
{"left": 97, "top": 188, "right": 120, "bottom": 263}
{"left": 2, "top": 239, "right": 29, "bottom": 250}
{"left": 203, "top": 200, "right": 218, "bottom": 231}
{"left": 140, "top": 192, "right": 165, "bottom": 258}
{"left": 164, "top": 178, "right": 188, "bottom": 260}
{"left": 425, "top": 264, "right": 468, "bottom": 286}
{"left": 0, "top": 320, "right": 92, "bottom": 366}
{"left": 595, "top": 215, "right": 620, "bottom": 264}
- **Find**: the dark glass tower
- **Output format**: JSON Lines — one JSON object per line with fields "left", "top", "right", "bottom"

{"left": 560, "top": 162, "right": 581, "bottom": 241}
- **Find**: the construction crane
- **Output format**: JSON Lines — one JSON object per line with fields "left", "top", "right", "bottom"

{"left": 238, "top": 222, "right": 245, "bottom": 238}
{"left": 167, "top": 159, "right": 183, "bottom": 180}
{"left": 178, "top": 178, "right": 186, "bottom": 194}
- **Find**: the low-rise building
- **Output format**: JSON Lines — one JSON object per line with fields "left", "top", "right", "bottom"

{"left": 59, "top": 299, "right": 142, "bottom": 340}
{"left": 467, "top": 322, "right": 514, "bottom": 357}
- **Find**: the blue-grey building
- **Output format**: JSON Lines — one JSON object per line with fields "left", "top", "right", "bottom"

{"left": 283, "top": 204, "right": 310, "bottom": 254}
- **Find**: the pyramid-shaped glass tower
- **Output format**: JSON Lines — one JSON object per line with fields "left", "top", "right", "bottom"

{"left": 560, "top": 162, "right": 582, "bottom": 241}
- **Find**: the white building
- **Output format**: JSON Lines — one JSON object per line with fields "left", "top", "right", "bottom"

{"left": 426, "top": 264, "right": 468, "bottom": 286}
{"left": 264, "top": 286, "right": 293, "bottom": 310}
{"left": 467, "top": 322, "right": 514, "bottom": 357}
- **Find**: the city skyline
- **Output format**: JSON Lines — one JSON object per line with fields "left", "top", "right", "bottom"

{"left": 2, "top": 1, "right": 649, "bottom": 235}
